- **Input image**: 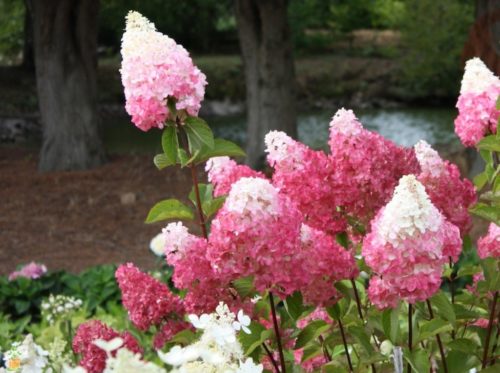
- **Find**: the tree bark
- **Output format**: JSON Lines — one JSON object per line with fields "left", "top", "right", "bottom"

{"left": 235, "top": 0, "right": 297, "bottom": 168}
{"left": 32, "top": 0, "right": 106, "bottom": 171}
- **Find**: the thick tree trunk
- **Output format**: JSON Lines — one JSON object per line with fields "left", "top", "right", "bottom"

{"left": 32, "top": 0, "right": 106, "bottom": 171}
{"left": 235, "top": 0, "right": 297, "bottom": 168}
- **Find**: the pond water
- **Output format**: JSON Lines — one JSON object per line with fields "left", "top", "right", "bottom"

{"left": 103, "top": 107, "right": 458, "bottom": 154}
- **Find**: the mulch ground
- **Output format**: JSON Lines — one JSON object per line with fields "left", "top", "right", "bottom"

{"left": 0, "top": 146, "right": 202, "bottom": 275}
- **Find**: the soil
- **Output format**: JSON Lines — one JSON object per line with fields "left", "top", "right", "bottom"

{"left": 0, "top": 146, "right": 203, "bottom": 275}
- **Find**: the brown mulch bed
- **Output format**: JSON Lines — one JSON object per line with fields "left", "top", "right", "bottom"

{"left": 0, "top": 146, "right": 201, "bottom": 275}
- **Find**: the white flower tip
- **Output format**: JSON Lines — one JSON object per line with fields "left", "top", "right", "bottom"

{"left": 329, "top": 108, "right": 363, "bottom": 136}
{"left": 461, "top": 57, "right": 500, "bottom": 94}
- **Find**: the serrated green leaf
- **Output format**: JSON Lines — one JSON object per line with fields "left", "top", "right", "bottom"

{"left": 145, "top": 199, "right": 194, "bottom": 223}
{"left": 430, "top": 291, "right": 456, "bottom": 325}
{"left": 196, "top": 138, "right": 246, "bottom": 163}
{"left": 295, "top": 320, "right": 331, "bottom": 349}
{"left": 161, "top": 126, "right": 178, "bottom": 164}
{"left": 153, "top": 153, "right": 175, "bottom": 170}
{"left": 184, "top": 116, "right": 214, "bottom": 151}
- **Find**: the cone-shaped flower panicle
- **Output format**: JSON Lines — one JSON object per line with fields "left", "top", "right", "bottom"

{"left": 328, "top": 108, "right": 420, "bottom": 225}
{"left": 120, "top": 11, "right": 207, "bottom": 131}
{"left": 362, "top": 175, "right": 462, "bottom": 309}
{"left": 415, "top": 140, "right": 476, "bottom": 238}
{"left": 478, "top": 223, "right": 500, "bottom": 259}
{"left": 207, "top": 177, "right": 304, "bottom": 298}
{"left": 265, "top": 131, "right": 346, "bottom": 234}
{"left": 206, "top": 156, "right": 265, "bottom": 197}
{"left": 72, "top": 320, "right": 142, "bottom": 373}
{"left": 455, "top": 58, "right": 500, "bottom": 146}
{"left": 115, "top": 263, "right": 184, "bottom": 330}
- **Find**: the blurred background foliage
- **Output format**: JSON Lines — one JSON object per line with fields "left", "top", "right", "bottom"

{"left": 0, "top": 0, "right": 475, "bottom": 99}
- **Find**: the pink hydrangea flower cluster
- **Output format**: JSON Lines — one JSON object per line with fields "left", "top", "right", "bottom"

{"left": 328, "top": 109, "right": 421, "bottom": 225}
{"left": 362, "top": 175, "right": 462, "bottom": 309}
{"left": 72, "top": 320, "right": 142, "bottom": 373}
{"left": 414, "top": 140, "right": 476, "bottom": 237}
{"left": 115, "top": 263, "right": 184, "bottom": 331}
{"left": 8, "top": 262, "right": 47, "bottom": 281}
{"left": 120, "top": 11, "right": 206, "bottom": 131}
{"left": 455, "top": 58, "right": 500, "bottom": 147}
{"left": 206, "top": 156, "right": 265, "bottom": 197}
{"left": 477, "top": 223, "right": 500, "bottom": 259}
{"left": 165, "top": 178, "right": 357, "bottom": 310}
{"left": 265, "top": 131, "right": 346, "bottom": 234}
{"left": 163, "top": 222, "right": 232, "bottom": 314}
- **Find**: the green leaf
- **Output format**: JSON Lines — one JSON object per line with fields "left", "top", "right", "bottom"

{"left": 203, "top": 197, "right": 225, "bottom": 218}
{"left": 473, "top": 171, "right": 489, "bottom": 191}
{"left": 457, "top": 264, "right": 481, "bottom": 278}
{"left": 153, "top": 154, "right": 175, "bottom": 170}
{"left": 382, "top": 306, "right": 400, "bottom": 344}
{"left": 417, "top": 318, "right": 453, "bottom": 343}
{"left": 477, "top": 135, "right": 500, "bottom": 152}
{"left": 239, "top": 322, "right": 273, "bottom": 355}
{"left": 184, "top": 117, "right": 214, "bottom": 151}
{"left": 232, "top": 276, "right": 255, "bottom": 299}
{"left": 285, "top": 292, "right": 306, "bottom": 321}
{"left": 335, "top": 232, "right": 349, "bottom": 249}
{"left": 161, "top": 126, "right": 178, "bottom": 164}
{"left": 447, "top": 338, "right": 478, "bottom": 354}
{"left": 446, "top": 350, "right": 479, "bottom": 373}
{"left": 169, "top": 329, "right": 197, "bottom": 345}
{"left": 295, "top": 320, "right": 331, "bottom": 349}
{"left": 430, "top": 291, "right": 456, "bottom": 325}
{"left": 176, "top": 148, "right": 199, "bottom": 167}
{"left": 348, "top": 325, "right": 375, "bottom": 355}
{"left": 481, "top": 257, "right": 500, "bottom": 292}
{"left": 404, "top": 350, "right": 430, "bottom": 373}
{"left": 469, "top": 203, "right": 500, "bottom": 225}
{"left": 196, "top": 138, "right": 246, "bottom": 163}
{"left": 301, "top": 342, "right": 323, "bottom": 363}
{"left": 188, "top": 184, "right": 214, "bottom": 207}
{"left": 145, "top": 199, "right": 194, "bottom": 223}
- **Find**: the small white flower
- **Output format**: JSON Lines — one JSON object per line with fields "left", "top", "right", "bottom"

{"left": 149, "top": 232, "right": 166, "bottom": 256}
{"left": 158, "top": 345, "right": 200, "bottom": 366}
{"left": 232, "top": 310, "right": 251, "bottom": 334}
{"left": 94, "top": 338, "right": 124, "bottom": 354}
{"left": 237, "top": 358, "right": 264, "bottom": 373}
{"left": 188, "top": 313, "right": 211, "bottom": 329}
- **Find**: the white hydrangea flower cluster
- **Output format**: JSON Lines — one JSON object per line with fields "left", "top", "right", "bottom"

{"left": 41, "top": 294, "right": 83, "bottom": 324}
{"left": 205, "top": 156, "right": 232, "bottom": 176}
{"left": 225, "top": 177, "right": 280, "bottom": 217}
{"left": 460, "top": 57, "right": 500, "bottom": 94}
{"left": 377, "top": 175, "right": 442, "bottom": 246}
{"left": 158, "top": 302, "right": 262, "bottom": 373}
{"left": 3, "top": 334, "right": 49, "bottom": 372}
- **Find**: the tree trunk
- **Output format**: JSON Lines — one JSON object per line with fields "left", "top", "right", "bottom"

{"left": 22, "top": 0, "right": 34, "bottom": 71}
{"left": 32, "top": 0, "right": 106, "bottom": 171}
{"left": 235, "top": 0, "right": 297, "bottom": 168}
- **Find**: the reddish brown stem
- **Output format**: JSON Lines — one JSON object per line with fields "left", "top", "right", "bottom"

{"left": 408, "top": 304, "right": 413, "bottom": 373}
{"left": 482, "top": 291, "right": 499, "bottom": 369}
{"left": 337, "top": 318, "right": 354, "bottom": 372}
{"left": 269, "top": 292, "right": 287, "bottom": 373}
{"left": 262, "top": 342, "right": 281, "bottom": 373}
